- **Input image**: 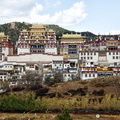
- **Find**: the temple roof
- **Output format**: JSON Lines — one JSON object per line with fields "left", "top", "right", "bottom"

{"left": 21, "top": 29, "right": 28, "bottom": 32}
{"left": 30, "top": 24, "right": 45, "bottom": 28}
{"left": 61, "top": 34, "right": 85, "bottom": 39}
{"left": 0, "top": 32, "right": 6, "bottom": 37}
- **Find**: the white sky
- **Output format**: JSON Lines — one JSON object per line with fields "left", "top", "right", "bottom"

{"left": 0, "top": 0, "right": 120, "bottom": 35}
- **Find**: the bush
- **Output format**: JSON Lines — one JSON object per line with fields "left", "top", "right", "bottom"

{"left": 36, "top": 87, "right": 49, "bottom": 97}
{"left": 92, "top": 89, "right": 104, "bottom": 96}
{"left": 56, "top": 108, "right": 73, "bottom": 120}
{"left": 12, "top": 86, "right": 24, "bottom": 91}
{"left": 47, "top": 92, "right": 63, "bottom": 98}
{"left": 100, "top": 94, "right": 120, "bottom": 111}
{"left": 29, "top": 85, "right": 42, "bottom": 90}
{"left": 68, "top": 87, "right": 88, "bottom": 96}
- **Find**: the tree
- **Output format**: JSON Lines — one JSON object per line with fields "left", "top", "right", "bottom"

{"left": 0, "top": 81, "right": 9, "bottom": 93}
{"left": 53, "top": 72, "right": 63, "bottom": 83}
{"left": 56, "top": 108, "right": 73, "bottom": 120}
{"left": 22, "top": 71, "right": 42, "bottom": 85}
{"left": 44, "top": 72, "right": 63, "bottom": 85}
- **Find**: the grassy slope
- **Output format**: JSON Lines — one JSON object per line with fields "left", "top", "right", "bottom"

{"left": 9, "top": 75, "right": 120, "bottom": 99}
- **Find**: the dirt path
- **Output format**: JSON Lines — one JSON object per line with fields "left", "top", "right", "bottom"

{"left": 0, "top": 113, "right": 120, "bottom": 120}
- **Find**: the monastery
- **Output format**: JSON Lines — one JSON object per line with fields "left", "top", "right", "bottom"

{"left": 1, "top": 24, "right": 120, "bottom": 90}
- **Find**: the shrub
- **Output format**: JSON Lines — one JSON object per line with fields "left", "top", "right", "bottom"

{"left": 100, "top": 94, "right": 120, "bottom": 111}
{"left": 29, "top": 85, "right": 42, "bottom": 90}
{"left": 68, "top": 87, "right": 88, "bottom": 96}
{"left": 56, "top": 108, "right": 73, "bottom": 120}
{"left": 92, "top": 89, "right": 104, "bottom": 96}
{"left": 36, "top": 87, "right": 49, "bottom": 97}
{"left": 12, "top": 86, "right": 24, "bottom": 91}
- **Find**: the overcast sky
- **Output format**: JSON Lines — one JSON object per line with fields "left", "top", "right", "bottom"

{"left": 0, "top": 0, "right": 120, "bottom": 34}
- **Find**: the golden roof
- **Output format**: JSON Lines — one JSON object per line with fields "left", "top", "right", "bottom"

{"left": 30, "top": 24, "right": 45, "bottom": 28}
{"left": 0, "top": 32, "right": 6, "bottom": 37}
{"left": 61, "top": 34, "right": 85, "bottom": 39}
{"left": 21, "top": 29, "right": 28, "bottom": 32}
{"left": 48, "top": 29, "right": 55, "bottom": 32}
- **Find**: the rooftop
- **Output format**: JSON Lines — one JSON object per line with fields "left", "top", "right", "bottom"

{"left": 30, "top": 24, "right": 46, "bottom": 28}
{"left": 61, "top": 34, "right": 85, "bottom": 39}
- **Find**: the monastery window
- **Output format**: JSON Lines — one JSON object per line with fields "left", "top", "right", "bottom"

{"left": 87, "top": 57, "right": 89, "bottom": 60}
{"left": 81, "top": 53, "right": 83, "bottom": 55}
{"left": 116, "top": 52, "right": 118, "bottom": 55}
{"left": 84, "top": 53, "right": 86, "bottom": 55}
{"left": 89, "top": 74, "right": 91, "bottom": 77}
{"left": 85, "top": 74, "right": 87, "bottom": 77}
{"left": 64, "top": 74, "right": 66, "bottom": 77}
{"left": 91, "top": 57, "right": 93, "bottom": 59}
{"left": 69, "top": 45, "right": 76, "bottom": 48}
{"left": 87, "top": 53, "right": 89, "bottom": 55}
{"left": 33, "top": 50, "right": 37, "bottom": 53}
{"left": 113, "top": 52, "right": 115, "bottom": 55}
{"left": 109, "top": 52, "right": 111, "bottom": 55}
{"left": 84, "top": 57, "right": 86, "bottom": 60}
{"left": 113, "top": 56, "right": 115, "bottom": 59}
{"left": 94, "top": 52, "right": 96, "bottom": 55}
{"left": 91, "top": 53, "right": 92, "bottom": 55}
{"left": 81, "top": 57, "right": 83, "bottom": 60}
{"left": 116, "top": 56, "right": 118, "bottom": 59}
{"left": 68, "top": 49, "right": 77, "bottom": 54}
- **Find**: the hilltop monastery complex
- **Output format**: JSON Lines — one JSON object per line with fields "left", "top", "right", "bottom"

{"left": 1, "top": 24, "right": 120, "bottom": 91}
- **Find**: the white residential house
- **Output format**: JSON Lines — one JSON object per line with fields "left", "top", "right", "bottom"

{"left": 52, "top": 60, "right": 63, "bottom": 70}
{"left": 0, "top": 71, "right": 9, "bottom": 81}
{"left": 79, "top": 51, "right": 99, "bottom": 63}
{"left": 25, "top": 63, "right": 38, "bottom": 71}
{"left": 80, "top": 67, "right": 98, "bottom": 80}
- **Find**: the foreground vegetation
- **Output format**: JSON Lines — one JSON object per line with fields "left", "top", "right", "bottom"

{"left": 0, "top": 75, "right": 120, "bottom": 120}
{"left": 0, "top": 75, "right": 120, "bottom": 113}
{"left": 0, "top": 92, "right": 120, "bottom": 112}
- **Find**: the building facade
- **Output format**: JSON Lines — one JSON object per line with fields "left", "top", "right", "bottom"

{"left": 16, "top": 24, "right": 57, "bottom": 55}
{"left": 60, "top": 33, "right": 89, "bottom": 60}
{"left": 0, "top": 32, "right": 13, "bottom": 61}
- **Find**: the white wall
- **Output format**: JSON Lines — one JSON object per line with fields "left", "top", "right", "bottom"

{"left": 79, "top": 52, "right": 99, "bottom": 63}
{"left": 81, "top": 73, "right": 98, "bottom": 80}
{"left": 52, "top": 64, "right": 63, "bottom": 69}
{"left": 2, "top": 47, "right": 9, "bottom": 57}
{"left": 2, "top": 65, "right": 14, "bottom": 71}
{"left": 106, "top": 52, "right": 120, "bottom": 63}
{"left": 0, "top": 75, "right": 8, "bottom": 81}
{"left": 17, "top": 48, "right": 30, "bottom": 55}
{"left": 45, "top": 48, "right": 57, "bottom": 55}
{"left": 7, "top": 53, "right": 63, "bottom": 62}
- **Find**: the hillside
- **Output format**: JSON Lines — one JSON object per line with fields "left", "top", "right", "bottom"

{"left": 9, "top": 75, "right": 120, "bottom": 99}
{"left": 44, "top": 75, "right": 120, "bottom": 99}
{"left": 0, "top": 22, "right": 96, "bottom": 45}
{"left": 0, "top": 75, "right": 120, "bottom": 113}
{"left": 0, "top": 22, "right": 32, "bottom": 44}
